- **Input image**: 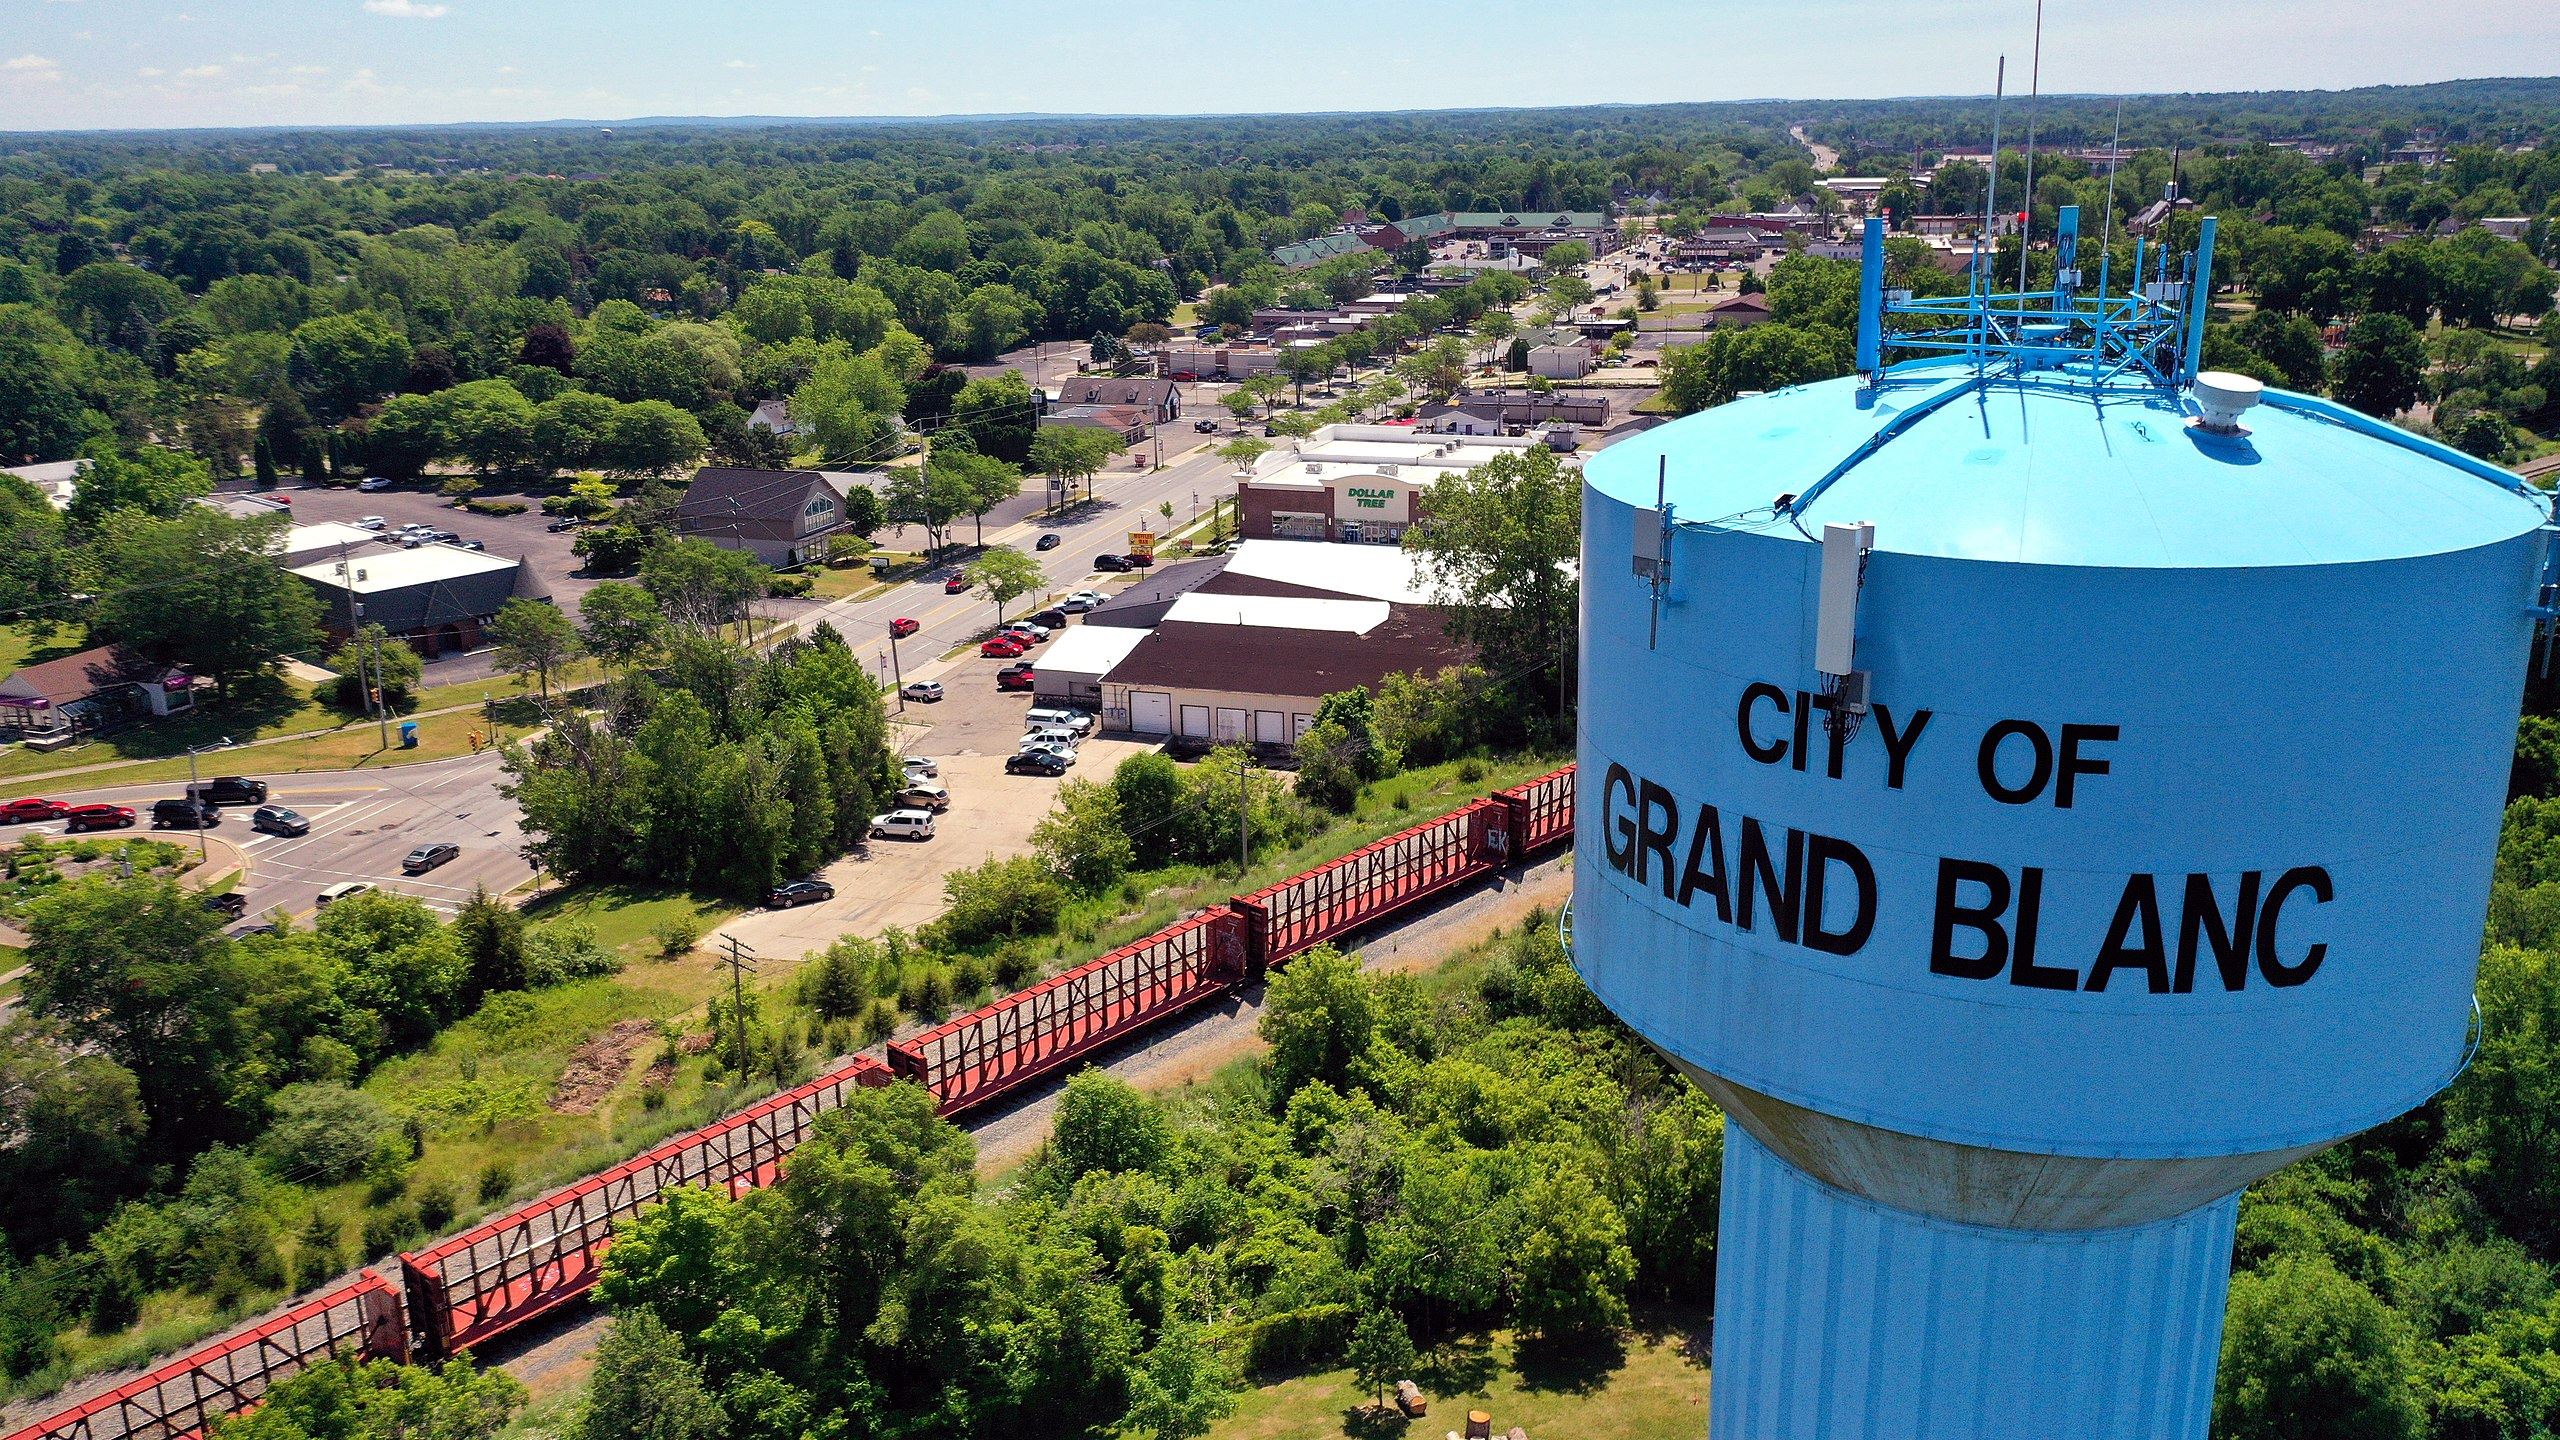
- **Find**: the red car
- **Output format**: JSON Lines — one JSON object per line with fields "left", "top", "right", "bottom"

{"left": 944, "top": 575, "right": 970, "bottom": 594}
{"left": 0, "top": 797, "right": 67, "bottom": 825}
{"left": 997, "top": 663, "right": 1036, "bottom": 691}
{"left": 888, "top": 617, "right": 920, "bottom": 639}
{"left": 980, "top": 635, "right": 1029, "bottom": 658}
{"left": 63, "top": 804, "right": 135, "bottom": 833}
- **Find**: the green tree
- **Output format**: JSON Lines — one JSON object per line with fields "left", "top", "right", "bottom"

{"left": 1401, "top": 443, "right": 1580, "bottom": 737}
{"left": 288, "top": 312, "right": 412, "bottom": 423}
{"left": 210, "top": 1358, "right": 522, "bottom": 1440}
{"left": 577, "top": 1309, "right": 725, "bottom": 1440}
{"left": 599, "top": 399, "right": 706, "bottom": 478}
{"left": 91, "top": 507, "right": 322, "bottom": 698}
{"left": 490, "top": 597, "right": 582, "bottom": 701}
{"left": 66, "top": 444, "right": 213, "bottom": 531}
{"left": 946, "top": 370, "right": 1038, "bottom": 464}
{"left": 1295, "top": 688, "right": 1394, "bottom": 813}
{"left": 1260, "top": 945, "right": 1376, "bottom": 1099}
{"left": 1512, "top": 1167, "right": 1637, "bottom": 1338}
{"left": 1045, "top": 1070, "right": 1172, "bottom": 1184}
{"left": 962, "top": 544, "right": 1043, "bottom": 623}
{"left": 1123, "top": 1319, "right": 1237, "bottom": 1440}
{"left": 1347, "top": 1305, "right": 1418, "bottom": 1411}
{"left": 325, "top": 623, "right": 421, "bottom": 712}
{"left": 936, "top": 446, "right": 1022, "bottom": 546}
{"left": 1112, "top": 752, "right": 1185, "bottom": 870}
{"left": 1215, "top": 436, "right": 1269, "bottom": 475}
{"left": 577, "top": 581, "right": 667, "bottom": 669}
{"left": 2330, "top": 313, "right": 2429, "bottom": 419}
{"left": 1028, "top": 424, "right": 1118, "bottom": 506}
{"left": 639, "top": 539, "right": 770, "bottom": 636}
{"left": 453, "top": 886, "right": 530, "bottom": 1001}
{"left": 2215, "top": 1255, "right": 2421, "bottom": 1440}
{"left": 1032, "top": 778, "right": 1134, "bottom": 893}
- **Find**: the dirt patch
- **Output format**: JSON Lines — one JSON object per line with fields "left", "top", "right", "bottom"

{"left": 550, "top": 1020, "right": 657, "bottom": 1115}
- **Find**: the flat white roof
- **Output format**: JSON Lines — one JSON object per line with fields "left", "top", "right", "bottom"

{"left": 282, "top": 521, "right": 384, "bottom": 553}
{"left": 288, "top": 544, "right": 515, "bottom": 593}
{"left": 1225, "top": 539, "right": 1439, "bottom": 605}
{"left": 1163, "top": 591, "right": 1388, "bottom": 634}
{"left": 1037, "top": 624, "right": 1151, "bottom": 678}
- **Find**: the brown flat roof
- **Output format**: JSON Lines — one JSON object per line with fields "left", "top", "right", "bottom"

{"left": 1107, "top": 603, "right": 1466, "bottom": 700}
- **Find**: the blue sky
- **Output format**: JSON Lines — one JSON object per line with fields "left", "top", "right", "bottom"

{"left": 2, "top": 0, "right": 2555, "bottom": 133}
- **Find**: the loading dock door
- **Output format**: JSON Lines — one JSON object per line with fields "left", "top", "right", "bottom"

{"left": 1131, "top": 690, "right": 1172, "bottom": 735}
{"left": 1215, "top": 707, "right": 1248, "bottom": 742}
{"left": 1179, "top": 704, "right": 1211, "bottom": 739}
{"left": 1254, "top": 710, "right": 1286, "bottom": 744}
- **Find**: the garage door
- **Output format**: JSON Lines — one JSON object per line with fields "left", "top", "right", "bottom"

{"left": 1254, "top": 710, "right": 1286, "bottom": 744}
{"left": 1131, "top": 691, "right": 1171, "bottom": 735}
{"left": 1179, "top": 704, "right": 1211, "bottom": 739}
{"left": 1215, "top": 708, "right": 1248, "bottom": 742}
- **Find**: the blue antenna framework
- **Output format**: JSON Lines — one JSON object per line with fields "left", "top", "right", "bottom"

{"left": 1854, "top": 207, "right": 2219, "bottom": 393}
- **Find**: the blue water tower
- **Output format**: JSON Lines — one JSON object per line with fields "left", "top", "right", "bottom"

{"left": 1575, "top": 214, "right": 2553, "bottom": 1438}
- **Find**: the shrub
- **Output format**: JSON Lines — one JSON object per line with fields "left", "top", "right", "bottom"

{"left": 862, "top": 999, "right": 901, "bottom": 1042}
{"left": 654, "top": 916, "right": 703, "bottom": 958}
{"left": 414, "top": 1183, "right": 457, "bottom": 1233}
{"left": 938, "top": 855, "right": 1064, "bottom": 948}
{"left": 462, "top": 498, "right": 529, "bottom": 517}
{"left": 440, "top": 475, "right": 481, "bottom": 498}
{"left": 768, "top": 572, "right": 816, "bottom": 597}
{"left": 258, "top": 1083, "right": 400, "bottom": 1186}
{"left": 475, "top": 1164, "right": 513, "bottom": 1204}
{"left": 359, "top": 1204, "right": 420, "bottom": 1259}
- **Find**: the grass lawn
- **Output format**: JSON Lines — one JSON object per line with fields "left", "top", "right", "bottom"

{"left": 1201, "top": 1316, "right": 1710, "bottom": 1440}
{"left": 1172, "top": 301, "right": 1201, "bottom": 328}
{"left": 0, "top": 623, "right": 91, "bottom": 676}
{"left": 807, "top": 565, "right": 893, "bottom": 602}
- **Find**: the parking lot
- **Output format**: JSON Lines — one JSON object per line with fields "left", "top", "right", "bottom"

{"left": 710, "top": 633, "right": 1153, "bottom": 961}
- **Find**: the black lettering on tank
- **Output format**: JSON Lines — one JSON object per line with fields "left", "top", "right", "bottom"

{"left": 1736, "top": 817, "right": 1804, "bottom": 944}
{"left": 1636, "top": 778, "right": 1679, "bottom": 899}
{"left": 2086, "top": 874, "right": 2169, "bottom": 994}
{"left": 1978, "top": 719, "right": 2055, "bottom": 805}
{"left": 1873, "top": 704, "right": 1931, "bottom": 790}
{"left": 1677, "top": 803, "right": 1733, "bottom": 922}
{"left": 2006, "top": 868, "right": 2073, "bottom": 990}
{"left": 2256, "top": 867, "right": 2332, "bottom": 987}
{"left": 2175, "top": 872, "right": 2262, "bottom": 993}
{"left": 1738, "top": 683, "right": 1788, "bottom": 764}
{"left": 1602, "top": 763, "right": 1637, "bottom": 876}
{"left": 1931, "top": 858, "right": 2010, "bottom": 980}
{"left": 1801, "top": 834, "right": 1876, "bottom": 956}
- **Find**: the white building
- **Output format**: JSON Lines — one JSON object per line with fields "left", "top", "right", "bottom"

{"left": 1233, "top": 424, "right": 1548, "bottom": 544}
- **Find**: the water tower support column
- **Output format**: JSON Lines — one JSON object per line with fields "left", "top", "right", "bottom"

{"left": 1710, "top": 1127, "right": 2236, "bottom": 1440}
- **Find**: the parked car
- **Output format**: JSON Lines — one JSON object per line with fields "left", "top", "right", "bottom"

{"left": 870, "top": 809, "right": 937, "bottom": 842}
{"left": 901, "top": 680, "right": 946, "bottom": 702}
{"left": 979, "top": 636, "right": 1028, "bottom": 658}
{"left": 460, "top": 538, "right": 487, "bottom": 551}
{"left": 996, "top": 663, "right": 1037, "bottom": 691}
{"left": 1193, "top": 419, "right": 1219, "bottom": 434}
{"left": 251, "top": 805, "right": 310, "bottom": 836}
{"left": 1061, "top": 590, "right": 1108, "bottom": 612}
{"left": 1094, "top": 553, "right": 1134, "bottom": 572}
{"left": 1123, "top": 551, "right": 1155, "bottom": 568}
{"left": 63, "top": 804, "right": 135, "bottom": 832}
{"left": 1027, "top": 608, "right": 1069, "bottom": 629}
{"left": 888, "top": 617, "right": 920, "bottom": 639}
{"left": 402, "top": 842, "right": 460, "bottom": 874}
{"left": 1023, "top": 725, "right": 1083, "bottom": 749}
{"left": 1017, "top": 741, "right": 1078, "bottom": 768}
{"left": 902, "top": 756, "right": 939, "bottom": 779}
{"left": 1025, "top": 707, "right": 1096, "bottom": 734}
{"left": 316, "top": 880, "right": 372, "bottom": 906}
{"left": 1035, "top": 532, "right": 1061, "bottom": 551}
{"left": 201, "top": 891, "right": 248, "bottom": 919}
{"left": 1007, "top": 750, "right": 1070, "bottom": 777}
{"left": 547, "top": 517, "right": 583, "bottom": 532}
{"left": 944, "top": 574, "right": 970, "bottom": 594}
{"left": 188, "top": 775, "right": 268, "bottom": 806}
{"left": 1002, "top": 620, "right": 1051, "bottom": 641}
{"left": 767, "top": 878, "right": 836, "bottom": 909}
{"left": 0, "top": 797, "right": 68, "bottom": 825}
{"left": 896, "top": 781, "right": 951, "bottom": 812}
{"left": 151, "top": 797, "right": 219, "bottom": 829}
{"left": 356, "top": 516, "right": 388, "bottom": 531}
{"left": 357, "top": 476, "right": 392, "bottom": 492}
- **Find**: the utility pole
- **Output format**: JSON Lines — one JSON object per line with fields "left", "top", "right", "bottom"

{"left": 719, "top": 934, "right": 757, "bottom": 1076}
{"left": 888, "top": 634, "right": 906, "bottom": 711}
{"left": 184, "top": 738, "right": 231, "bottom": 865}
{"left": 368, "top": 631, "right": 390, "bottom": 750}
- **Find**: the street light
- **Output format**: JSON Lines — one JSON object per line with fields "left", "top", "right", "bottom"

{"left": 185, "top": 737, "right": 233, "bottom": 864}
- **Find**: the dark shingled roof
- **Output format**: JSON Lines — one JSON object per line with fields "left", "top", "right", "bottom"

{"left": 1106, "top": 604, "right": 1466, "bottom": 699}
{"left": 0, "top": 644, "right": 179, "bottom": 707}
{"left": 677, "top": 468, "right": 831, "bottom": 524}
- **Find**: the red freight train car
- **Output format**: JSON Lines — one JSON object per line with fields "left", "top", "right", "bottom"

{"left": 399, "top": 1054, "right": 890, "bottom": 1358}
{"left": 1231, "top": 798, "right": 1506, "bottom": 969}
{"left": 888, "top": 909, "right": 1245, "bottom": 1113}
{"left": 1498, "top": 765, "right": 1577, "bottom": 855}
{"left": 4, "top": 1273, "right": 405, "bottom": 1440}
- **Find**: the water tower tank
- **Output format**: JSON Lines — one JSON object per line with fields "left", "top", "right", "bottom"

{"left": 1573, "top": 216, "right": 2553, "bottom": 1438}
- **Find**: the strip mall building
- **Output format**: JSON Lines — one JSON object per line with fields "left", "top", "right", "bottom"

{"left": 1232, "top": 424, "right": 1551, "bottom": 545}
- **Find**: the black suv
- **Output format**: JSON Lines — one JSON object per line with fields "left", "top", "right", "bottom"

{"left": 200, "top": 892, "right": 248, "bottom": 919}
{"left": 1094, "top": 553, "right": 1133, "bottom": 573}
{"left": 1028, "top": 607, "right": 1069, "bottom": 629}
{"left": 151, "top": 797, "right": 219, "bottom": 828}
{"left": 189, "top": 776, "right": 268, "bottom": 806}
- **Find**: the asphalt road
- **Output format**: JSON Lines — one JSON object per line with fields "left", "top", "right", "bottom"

{"left": 0, "top": 749, "right": 530, "bottom": 924}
